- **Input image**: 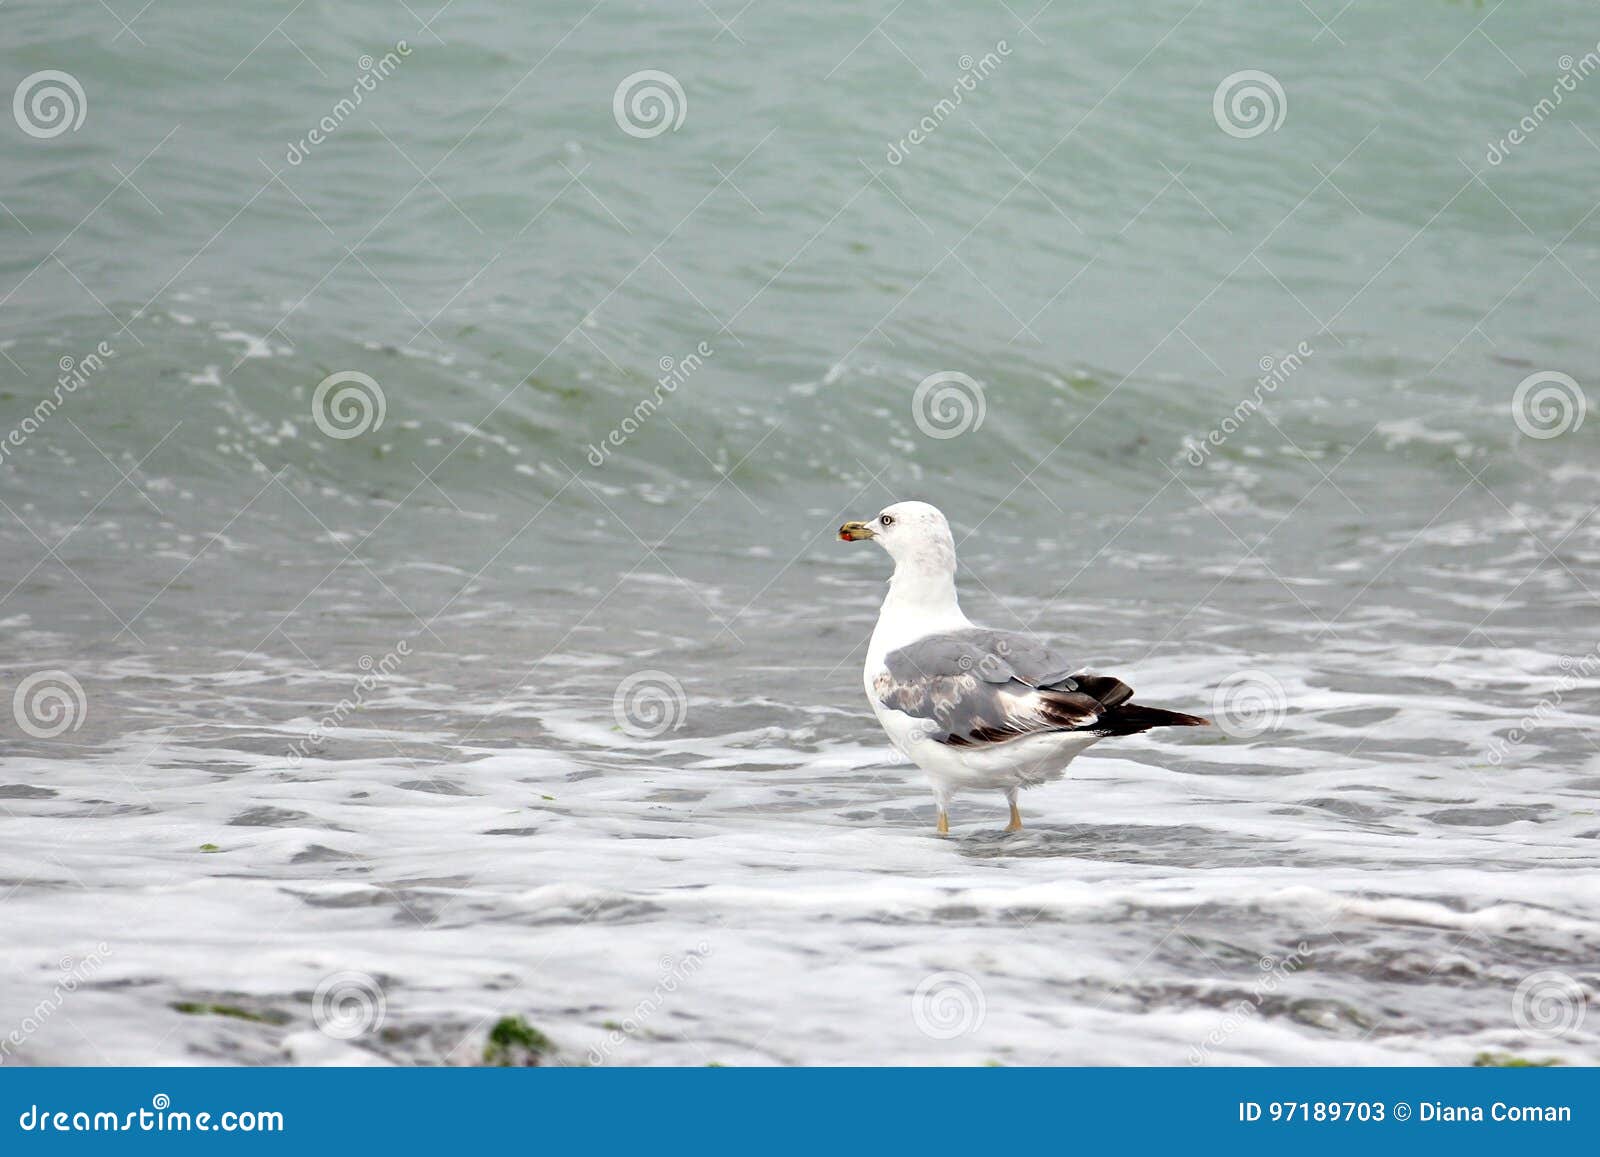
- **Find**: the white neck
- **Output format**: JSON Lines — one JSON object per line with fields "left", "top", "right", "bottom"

{"left": 868, "top": 550, "right": 971, "bottom": 660}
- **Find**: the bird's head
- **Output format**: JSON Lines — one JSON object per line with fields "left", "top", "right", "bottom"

{"left": 839, "top": 500, "right": 956, "bottom": 570}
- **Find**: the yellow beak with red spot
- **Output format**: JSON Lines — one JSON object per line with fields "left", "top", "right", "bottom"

{"left": 838, "top": 520, "right": 876, "bottom": 542}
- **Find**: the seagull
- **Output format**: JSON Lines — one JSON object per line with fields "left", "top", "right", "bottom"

{"left": 838, "top": 500, "right": 1209, "bottom": 835}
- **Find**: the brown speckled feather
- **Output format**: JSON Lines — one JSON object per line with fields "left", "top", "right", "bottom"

{"left": 874, "top": 629, "right": 1137, "bottom": 748}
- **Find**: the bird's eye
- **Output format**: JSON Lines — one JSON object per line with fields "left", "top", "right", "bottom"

{"left": 879, "top": 514, "right": 894, "bottom": 527}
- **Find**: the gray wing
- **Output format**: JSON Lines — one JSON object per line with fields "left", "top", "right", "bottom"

{"left": 875, "top": 628, "right": 1134, "bottom": 747}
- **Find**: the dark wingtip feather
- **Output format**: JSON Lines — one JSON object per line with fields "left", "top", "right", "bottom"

{"left": 1145, "top": 709, "right": 1210, "bottom": 728}
{"left": 1094, "top": 703, "right": 1212, "bottom": 736}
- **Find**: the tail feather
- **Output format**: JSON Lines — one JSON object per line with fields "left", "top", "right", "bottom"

{"left": 1095, "top": 702, "right": 1211, "bottom": 736}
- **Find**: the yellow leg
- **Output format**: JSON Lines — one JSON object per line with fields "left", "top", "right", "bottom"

{"left": 936, "top": 810, "right": 949, "bottom": 836}
{"left": 1005, "top": 800, "right": 1023, "bottom": 832}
